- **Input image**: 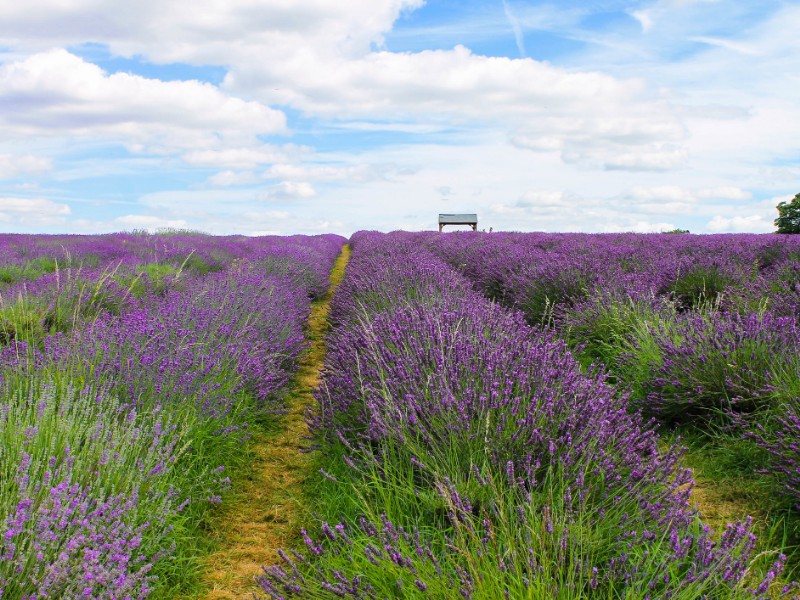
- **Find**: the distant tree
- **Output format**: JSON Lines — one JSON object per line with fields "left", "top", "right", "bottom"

{"left": 663, "top": 228, "right": 690, "bottom": 234}
{"left": 775, "top": 193, "right": 800, "bottom": 234}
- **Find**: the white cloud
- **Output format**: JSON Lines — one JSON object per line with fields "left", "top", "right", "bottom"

{"left": 602, "top": 147, "right": 688, "bottom": 171}
{"left": 263, "top": 162, "right": 398, "bottom": 183}
{"left": 508, "top": 135, "right": 564, "bottom": 152}
{"left": 602, "top": 220, "right": 677, "bottom": 233}
{"left": 225, "top": 45, "right": 660, "bottom": 130}
{"left": 630, "top": 10, "right": 654, "bottom": 33}
{"left": 706, "top": 214, "right": 773, "bottom": 233}
{"left": 0, "top": 154, "right": 52, "bottom": 178}
{"left": 0, "top": 0, "right": 425, "bottom": 60}
{"left": 514, "top": 190, "right": 573, "bottom": 209}
{"left": 627, "top": 186, "right": 695, "bottom": 202}
{"left": 259, "top": 181, "right": 316, "bottom": 201}
{"left": 207, "top": 170, "right": 260, "bottom": 187}
{"left": 696, "top": 186, "right": 751, "bottom": 200}
{"left": 335, "top": 121, "right": 447, "bottom": 134}
{"left": 184, "top": 146, "right": 301, "bottom": 170}
{"left": 511, "top": 111, "right": 687, "bottom": 171}
{"left": 0, "top": 49, "right": 286, "bottom": 148}
{"left": 244, "top": 210, "right": 290, "bottom": 221}
{"left": 624, "top": 185, "right": 752, "bottom": 204}
{"left": 207, "top": 161, "right": 402, "bottom": 188}
{"left": 0, "top": 196, "right": 70, "bottom": 225}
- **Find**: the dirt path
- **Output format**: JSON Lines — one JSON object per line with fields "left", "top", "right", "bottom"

{"left": 197, "top": 244, "right": 351, "bottom": 599}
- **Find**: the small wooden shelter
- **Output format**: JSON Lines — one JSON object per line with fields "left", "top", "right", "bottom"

{"left": 438, "top": 213, "right": 478, "bottom": 232}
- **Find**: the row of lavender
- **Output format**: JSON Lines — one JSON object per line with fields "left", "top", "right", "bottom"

{"left": 411, "top": 231, "right": 800, "bottom": 508}
{"left": 0, "top": 233, "right": 344, "bottom": 598}
{"left": 0, "top": 232, "right": 337, "bottom": 344}
{"left": 261, "top": 232, "right": 786, "bottom": 599}
{"left": 415, "top": 231, "right": 800, "bottom": 318}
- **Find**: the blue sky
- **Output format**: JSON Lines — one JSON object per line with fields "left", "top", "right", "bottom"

{"left": 0, "top": 0, "right": 798, "bottom": 235}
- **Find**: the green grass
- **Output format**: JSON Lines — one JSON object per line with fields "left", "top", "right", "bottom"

{"left": 118, "top": 262, "right": 183, "bottom": 298}
{"left": 665, "top": 425, "right": 800, "bottom": 582}
{"left": 666, "top": 264, "right": 735, "bottom": 312}
{"left": 297, "top": 432, "right": 789, "bottom": 599}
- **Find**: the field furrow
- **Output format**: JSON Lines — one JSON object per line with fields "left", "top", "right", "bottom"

{"left": 198, "top": 244, "right": 351, "bottom": 599}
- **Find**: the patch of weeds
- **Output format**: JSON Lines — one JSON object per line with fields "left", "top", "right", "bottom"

{"left": 667, "top": 265, "right": 734, "bottom": 312}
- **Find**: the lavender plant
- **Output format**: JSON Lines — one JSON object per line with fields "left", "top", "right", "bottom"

{"left": 616, "top": 307, "right": 799, "bottom": 421}
{"left": 0, "top": 380, "right": 179, "bottom": 598}
{"left": 747, "top": 403, "right": 800, "bottom": 509}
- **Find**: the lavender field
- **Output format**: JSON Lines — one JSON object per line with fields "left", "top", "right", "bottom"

{"left": 0, "top": 232, "right": 345, "bottom": 597}
{"left": 264, "top": 231, "right": 800, "bottom": 599}
{"left": 2, "top": 230, "right": 800, "bottom": 598}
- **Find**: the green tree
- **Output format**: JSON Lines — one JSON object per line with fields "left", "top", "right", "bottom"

{"left": 775, "top": 193, "right": 800, "bottom": 233}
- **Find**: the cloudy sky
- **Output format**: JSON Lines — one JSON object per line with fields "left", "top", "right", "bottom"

{"left": 0, "top": 0, "right": 798, "bottom": 235}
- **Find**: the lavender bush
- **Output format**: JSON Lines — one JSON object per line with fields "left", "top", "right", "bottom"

{"left": 744, "top": 370, "right": 800, "bottom": 508}
{"left": 616, "top": 307, "right": 799, "bottom": 421}
{"left": 0, "top": 381, "right": 178, "bottom": 598}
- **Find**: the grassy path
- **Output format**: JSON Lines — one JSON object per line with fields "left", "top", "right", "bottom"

{"left": 196, "top": 244, "right": 351, "bottom": 599}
